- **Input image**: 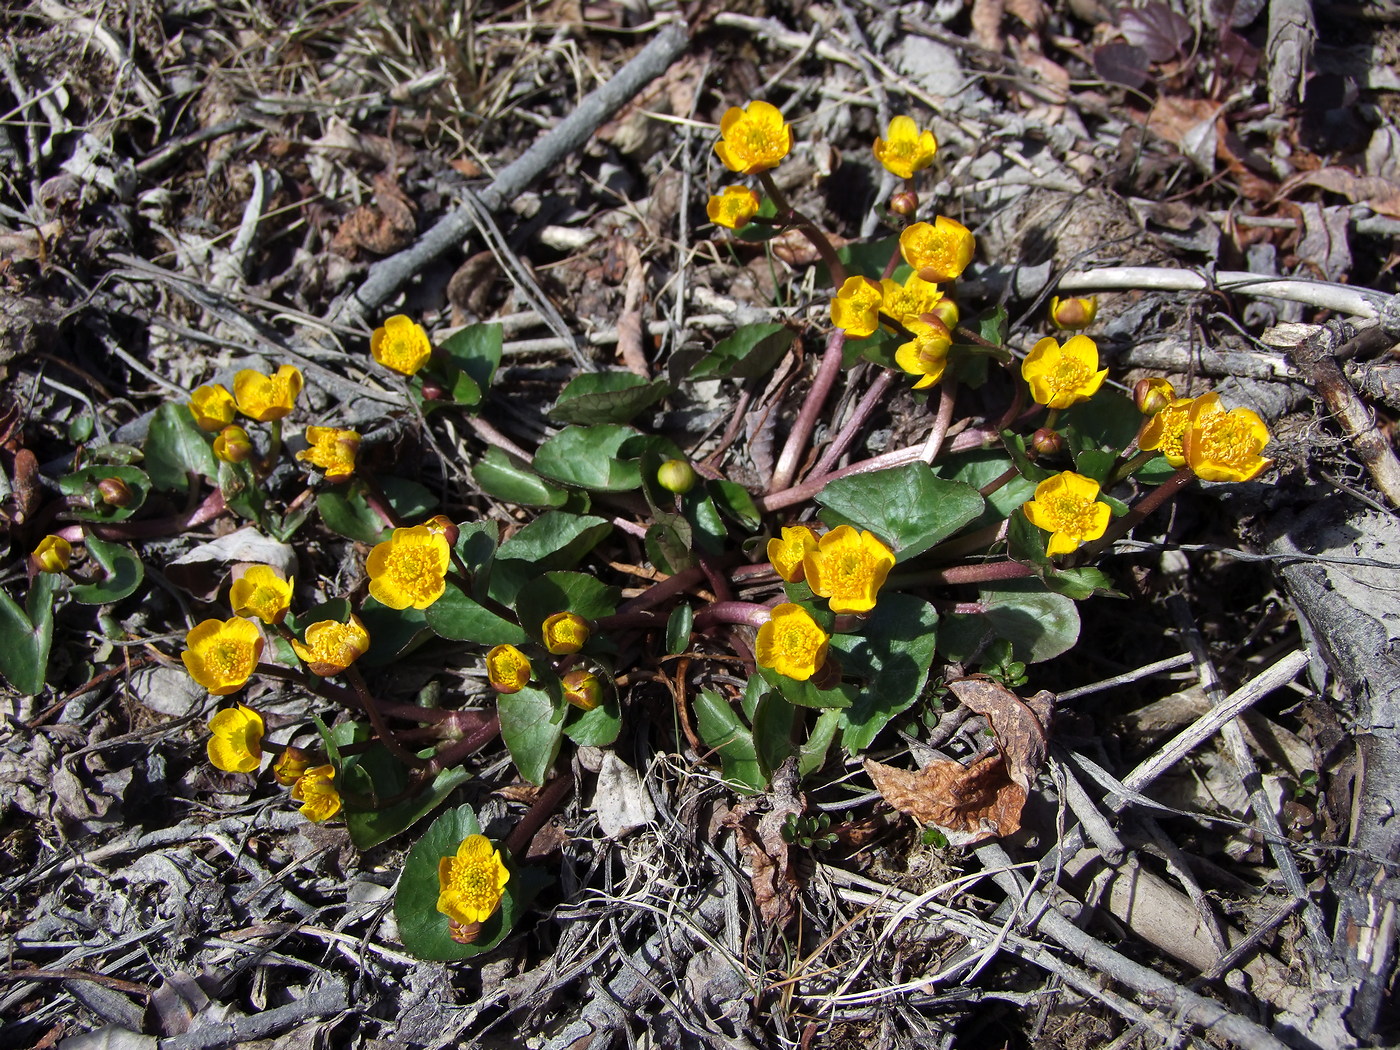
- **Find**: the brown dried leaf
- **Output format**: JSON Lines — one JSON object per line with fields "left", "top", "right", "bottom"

{"left": 447, "top": 251, "right": 500, "bottom": 325}
{"left": 971, "top": 0, "right": 1005, "bottom": 51}
{"left": 865, "top": 753, "right": 1025, "bottom": 846}
{"left": 723, "top": 801, "right": 802, "bottom": 929}
{"left": 1281, "top": 167, "right": 1400, "bottom": 219}
{"left": 948, "top": 678, "right": 1054, "bottom": 791}
{"left": 331, "top": 172, "right": 416, "bottom": 259}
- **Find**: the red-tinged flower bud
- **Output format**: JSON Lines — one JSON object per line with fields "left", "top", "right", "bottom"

{"left": 889, "top": 191, "right": 919, "bottom": 218}
{"left": 214, "top": 425, "right": 254, "bottom": 464}
{"left": 423, "top": 515, "right": 460, "bottom": 546}
{"left": 657, "top": 459, "right": 696, "bottom": 494}
{"left": 273, "top": 746, "right": 312, "bottom": 786}
{"left": 1134, "top": 377, "right": 1177, "bottom": 416}
{"left": 561, "top": 669, "right": 603, "bottom": 711}
{"left": 542, "top": 611, "right": 590, "bottom": 655}
{"left": 98, "top": 477, "right": 134, "bottom": 507}
{"left": 1031, "top": 428, "right": 1065, "bottom": 457}
{"left": 421, "top": 379, "right": 446, "bottom": 401}
{"left": 1049, "top": 295, "right": 1097, "bottom": 330}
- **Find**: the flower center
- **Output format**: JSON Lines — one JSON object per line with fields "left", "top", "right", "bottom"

{"left": 739, "top": 123, "right": 782, "bottom": 160}
{"left": 207, "top": 640, "right": 252, "bottom": 678}
{"left": 388, "top": 542, "right": 441, "bottom": 596}
{"left": 828, "top": 548, "right": 874, "bottom": 595}
{"left": 1048, "top": 357, "right": 1092, "bottom": 394}
{"left": 451, "top": 861, "right": 496, "bottom": 908}
{"left": 1046, "top": 493, "right": 1095, "bottom": 536}
{"left": 1203, "top": 415, "right": 1252, "bottom": 467}
{"left": 776, "top": 623, "right": 821, "bottom": 662}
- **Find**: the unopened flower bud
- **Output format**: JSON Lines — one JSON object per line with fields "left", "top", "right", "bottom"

{"left": 889, "top": 191, "right": 919, "bottom": 218}
{"left": 1031, "top": 428, "right": 1064, "bottom": 457}
{"left": 1134, "top": 377, "right": 1176, "bottom": 416}
{"left": 542, "top": 611, "right": 590, "bottom": 655}
{"left": 420, "top": 379, "right": 446, "bottom": 401}
{"left": 657, "top": 459, "right": 696, "bottom": 494}
{"left": 561, "top": 669, "right": 603, "bottom": 711}
{"left": 98, "top": 477, "right": 134, "bottom": 507}
{"left": 423, "top": 515, "right": 460, "bottom": 546}
{"left": 33, "top": 534, "right": 72, "bottom": 574}
{"left": 273, "top": 746, "right": 312, "bottom": 786}
{"left": 486, "top": 644, "right": 532, "bottom": 694}
{"left": 1049, "top": 295, "right": 1097, "bottom": 330}
{"left": 214, "top": 425, "right": 254, "bottom": 464}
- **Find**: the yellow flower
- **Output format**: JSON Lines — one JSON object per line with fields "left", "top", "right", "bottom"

{"left": 229, "top": 565, "right": 293, "bottom": 625}
{"left": 213, "top": 425, "right": 254, "bottom": 464}
{"left": 899, "top": 217, "right": 975, "bottom": 284}
{"left": 894, "top": 317, "right": 953, "bottom": 390}
{"left": 366, "top": 524, "right": 451, "bottom": 610}
{"left": 768, "top": 525, "right": 819, "bottom": 583}
{"left": 234, "top": 364, "right": 303, "bottom": 422}
{"left": 1021, "top": 334, "right": 1108, "bottom": 409}
{"left": 206, "top": 703, "right": 264, "bottom": 773}
{"left": 291, "top": 764, "right": 341, "bottom": 822}
{"left": 371, "top": 315, "right": 433, "bottom": 376}
{"left": 714, "top": 100, "right": 793, "bottom": 175}
{"left": 1022, "top": 471, "right": 1112, "bottom": 557}
{"left": 486, "top": 644, "right": 532, "bottom": 694}
{"left": 291, "top": 615, "right": 371, "bottom": 677}
{"left": 755, "top": 603, "right": 829, "bottom": 682}
{"left": 562, "top": 669, "right": 603, "bottom": 711}
{"left": 879, "top": 272, "right": 955, "bottom": 329}
{"left": 183, "top": 617, "right": 264, "bottom": 696}
{"left": 1137, "top": 396, "right": 1195, "bottom": 467}
{"left": 831, "top": 276, "right": 883, "bottom": 338}
{"left": 542, "top": 611, "right": 590, "bottom": 655}
{"left": 273, "top": 746, "right": 311, "bottom": 786}
{"left": 190, "top": 384, "right": 236, "bottom": 430}
{"left": 297, "top": 425, "right": 361, "bottom": 482}
{"left": 873, "top": 115, "right": 938, "bottom": 180}
{"left": 803, "top": 525, "right": 896, "bottom": 615}
{"left": 1135, "top": 377, "right": 1177, "bottom": 416}
{"left": 1049, "top": 295, "right": 1097, "bottom": 330}
{"left": 706, "top": 186, "right": 761, "bottom": 230}
{"left": 438, "top": 833, "right": 510, "bottom": 929}
{"left": 33, "top": 535, "right": 72, "bottom": 574}
{"left": 1182, "top": 393, "right": 1272, "bottom": 483}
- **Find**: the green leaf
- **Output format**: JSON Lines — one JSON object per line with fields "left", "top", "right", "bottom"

{"left": 1001, "top": 431, "right": 1054, "bottom": 486}
{"left": 1132, "top": 455, "right": 1180, "bottom": 485}
{"left": 645, "top": 517, "right": 696, "bottom": 575}
{"left": 438, "top": 323, "right": 503, "bottom": 403}
{"left": 817, "top": 462, "right": 984, "bottom": 561}
{"left": 59, "top": 466, "right": 151, "bottom": 522}
{"left": 514, "top": 571, "right": 620, "bottom": 641}
{"left": 0, "top": 572, "right": 57, "bottom": 694}
{"left": 343, "top": 743, "right": 473, "bottom": 851}
{"left": 316, "top": 478, "right": 439, "bottom": 545}
{"left": 752, "top": 690, "right": 797, "bottom": 778}
{"left": 425, "top": 583, "right": 526, "bottom": 646}
{"left": 707, "top": 480, "right": 761, "bottom": 531}
{"left": 689, "top": 324, "right": 794, "bottom": 381}
{"left": 533, "top": 425, "right": 647, "bottom": 492}
{"left": 800, "top": 709, "right": 842, "bottom": 777}
{"left": 497, "top": 511, "right": 611, "bottom": 565}
{"left": 666, "top": 604, "right": 693, "bottom": 655}
{"left": 938, "top": 584, "right": 1081, "bottom": 664}
{"left": 219, "top": 459, "right": 266, "bottom": 525}
{"left": 831, "top": 235, "right": 900, "bottom": 282}
{"left": 1044, "top": 566, "right": 1120, "bottom": 600}
{"left": 833, "top": 593, "right": 939, "bottom": 752}
{"left": 1006, "top": 508, "right": 1051, "bottom": 568}
{"left": 693, "top": 688, "right": 764, "bottom": 792}
{"left": 564, "top": 700, "right": 621, "bottom": 747}
{"left": 380, "top": 476, "right": 440, "bottom": 520}
{"left": 69, "top": 537, "right": 144, "bottom": 604}
{"left": 356, "top": 597, "right": 432, "bottom": 665}
{"left": 473, "top": 448, "right": 569, "bottom": 508}
{"left": 395, "top": 804, "right": 549, "bottom": 960}
{"left": 144, "top": 403, "right": 218, "bottom": 493}
{"left": 1062, "top": 391, "right": 1142, "bottom": 454}
{"left": 1072, "top": 449, "right": 1117, "bottom": 484}
{"left": 757, "top": 664, "right": 854, "bottom": 709}
{"left": 498, "top": 685, "right": 566, "bottom": 785}
{"left": 939, "top": 450, "right": 1038, "bottom": 530}
{"left": 548, "top": 372, "right": 672, "bottom": 426}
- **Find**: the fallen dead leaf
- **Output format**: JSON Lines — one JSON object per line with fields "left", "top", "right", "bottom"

{"left": 1278, "top": 167, "right": 1400, "bottom": 219}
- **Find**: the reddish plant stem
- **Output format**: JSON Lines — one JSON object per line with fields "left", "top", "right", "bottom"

{"left": 1081, "top": 467, "right": 1197, "bottom": 559}
{"left": 699, "top": 554, "right": 734, "bottom": 603}
{"left": 920, "top": 379, "right": 959, "bottom": 463}
{"left": 358, "top": 473, "right": 404, "bottom": 531}
{"left": 898, "top": 560, "right": 1036, "bottom": 587}
{"left": 343, "top": 664, "right": 427, "bottom": 768}
{"left": 758, "top": 172, "right": 846, "bottom": 286}
{"left": 420, "top": 712, "right": 500, "bottom": 777}
{"left": 504, "top": 772, "right": 575, "bottom": 858}
{"left": 769, "top": 329, "right": 847, "bottom": 494}
{"left": 808, "top": 368, "right": 895, "bottom": 480}
{"left": 80, "top": 488, "right": 227, "bottom": 541}
{"left": 694, "top": 600, "right": 772, "bottom": 632}
{"left": 468, "top": 413, "right": 533, "bottom": 462}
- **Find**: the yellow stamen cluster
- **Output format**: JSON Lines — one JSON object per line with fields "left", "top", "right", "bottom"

{"left": 438, "top": 834, "right": 510, "bottom": 927}
{"left": 291, "top": 615, "right": 371, "bottom": 677}
{"left": 804, "top": 526, "right": 896, "bottom": 615}
{"left": 366, "top": 524, "right": 451, "bottom": 610}
{"left": 1182, "top": 393, "right": 1272, "bottom": 483}
{"left": 1022, "top": 471, "right": 1111, "bottom": 556}
{"left": 371, "top": 316, "right": 433, "bottom": 376}
{"left": 706, "top": 186, "right": 761, "bottom": 230}
{"left": 755, "top": 603, "right": 829, "bottom": 682}
{"left": 291, "top": 764, "right": 341, "bottom": 822}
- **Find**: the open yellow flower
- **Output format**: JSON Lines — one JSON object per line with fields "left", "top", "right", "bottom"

{"left": 291, "top": 615, "right": 370, "bottom": 676}
{"left": 371, "top": 315, "right": 433, "bottom": 376}
{"left": 831, "top": 276, "right": 883, "bottom": 338}
{"left": 542, "top": 611, "right": 590, "bottom": 655}
{"left": 438, "top": 834, "right": 510, "bottom": 931}
{"left": 486, "top": 644, "right": 532, "bottom": 694}
{"left": 273, "top": 746, "right": 311, "bottom": 786}
{"left": 213, "top": 425, "right": 254, "bottom": 464}
{"left": 880, "top": 272, "right": 956, "bottom": 329}
{"left": 183, "top": 617, "right": 264, "bottom": 696}
{"left": 1182, "top": 393, "right": 1272, "bottom": 483}
{"left": 756, "top": 603, "right": 829, "bottom": 682}
{"left": 366, "top": 524, "right": 451, "bottom": 610}
{"left": 297, "top": 426, "right": 360, "bottom": 482}
{"left": 562, "top": 669, "right": 603, "bottom": 711}
{"left": 714, "top": 100, "right": 793, "bottom": 175}
{"left": 1049, "top": 295, "right": 1097, "bottom": 330}
{"left": 229, "top": 565, "right": 293, "bottom": 625}
{"left": 190, "top": 384, "right": 236, "bottom": 430}
{"left": 804, "top": 525, "right": 896, "bottom": 614}
{"left": 706, "top": 186, "right": 761, "bottom": 230}
{"left": 1138, "top": 396, "right": 1196, "bottom": 467}
{"left": 33, "top": 535, "right": 72, "bottom": 574}
{"left": 873, "top": 115, "right": 938, "bottom": 180}
{"left": 291, "top": 764, "right": 341, "bottom": 822}
{"left": 768, "top": 525, "right": 819, "bottom": 583}
{"left": 234, "top": 365, "right": 303, "bottom": 422}
{"left": 1021, "top": 334, "right": 1108, "bottom": 409}
{"left": 1022, "top": 471, "right": 1111, "bottom": 556}
{"left": 894, "top": 317, "right": 953, "bottom": 390}
{"left": 899, "top": 217, "right": 975, "bottom": 283}
{"left": 207, "top": 703, "right": 263, "bottom": 773}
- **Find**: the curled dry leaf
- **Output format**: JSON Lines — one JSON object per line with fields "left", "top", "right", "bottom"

{"left": 866, "top": 679, "right": 1054, "bottom": 846}
{"left": 331, "top": 172, "right": 416, "bottom": 258}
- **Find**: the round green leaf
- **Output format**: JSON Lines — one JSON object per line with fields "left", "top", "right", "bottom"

{"left": 473, "top": 448, "right": 569, "bottom": 508}
{"left": 59, "top": 465, "right": 151, "bottom": 522}
{"left": 514, "top": 571, "right": 620, "bottom": 641}
{"left": 832, "top": 593, "right": 939, "bottom": 752}
{"left": 534, "top": 426, "right": 643, "bottom": 491}
{"left": 817, "top": 462, "right": 984, "bottom": 561}
{"left": 498, "top": 684, "right": 565, "bottom": 785}
{"left": 69, "top": 537, "right": 144, "bottom": 604}
{"left": 426, "top": 583, "right": 526, "bottom": 646}
{"left": 144, "top": 402, "right": 218, "bottom": 493}
{"left": 548, "top": 372, "right": 672, "bottom": 426}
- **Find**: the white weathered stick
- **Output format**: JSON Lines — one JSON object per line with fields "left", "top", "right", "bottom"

{"left": 1055, "top": 266, "right": 1379, "bottom": 319}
